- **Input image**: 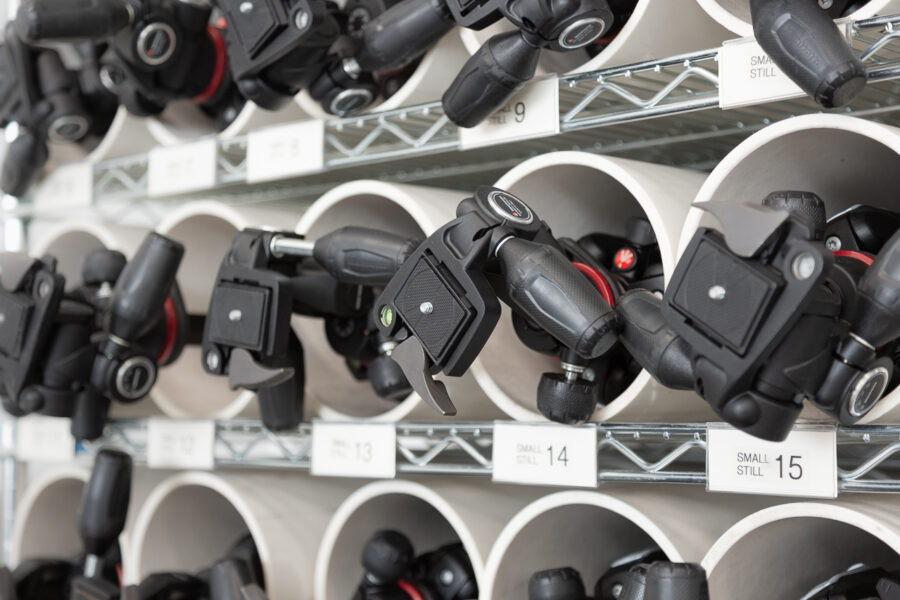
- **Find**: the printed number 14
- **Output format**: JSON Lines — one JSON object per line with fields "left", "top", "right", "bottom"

{"left": 548, "top": 445, "right": 568, "bottom": 467}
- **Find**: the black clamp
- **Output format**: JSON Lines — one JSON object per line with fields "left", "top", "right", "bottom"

{"left": 375, "top": 186, "right": 619, "bottom": 416}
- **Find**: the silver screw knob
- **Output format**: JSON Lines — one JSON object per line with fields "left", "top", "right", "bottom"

{"left": 205, "top": 351, "right": 220, "bottom": 371}
{"left": 239, "top": 1, "right": 253, "bottom": 13}
{"left": 825, "top": 235, "right": 842, "bottom": 251}
{"left": 708, "top": 285, "right": 726, "bottom": 301}
{"left": 419, "top": 301, "right": 434, "bottom": 314}
{"left": 229, "top": 309, "right": 242, "bottom": 322}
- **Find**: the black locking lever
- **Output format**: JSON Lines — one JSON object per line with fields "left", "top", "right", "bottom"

{"left": 79, "top": 449, "right": 132, "bottom": 580}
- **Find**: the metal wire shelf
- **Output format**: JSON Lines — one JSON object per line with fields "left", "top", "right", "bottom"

{"left": 11, "top": 11, "right": 898, "bottom": 219}
{"left": 60, "top": 419, "right": 900, "bottom": 493}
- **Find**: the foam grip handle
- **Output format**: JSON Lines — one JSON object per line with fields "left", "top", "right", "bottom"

{"left": 442, "top": 31, "right": 540, "bottom": 127}
{"left": 78, "top": 449, "right": 132, "bottom": 558}
{"left": 15, "top": 0, "right": 130, "bottom": 42}
{"left": 107, "top": 233, "right": 184, "bottom": 342}
{"left": 642, "top": 563, "right": 709, "bottom": 600}
{"left": 355, "top": 0, "right": 454, "bottom": 72}
{"left": 852, "top": 228, "right": 900, "bottom": 347}
{"left": 1, "top": 130, "right": 49, "bottom": 197}
{"left": 314, "top": 227, "right": 420, "bottom": 286}
{"left": 497, "top": 237, "right": 619, "bottom": 359}
{"left": 615, "top": 290, "right": 694, "bottom": 390}
{"left": 749, "top": 0, "right": 865, "bottom": 108}
{"left": 257, "top": 332, "right": 304, "bottom": 431}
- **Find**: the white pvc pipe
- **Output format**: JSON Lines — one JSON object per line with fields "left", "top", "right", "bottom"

{"left": 702, "top": 497, "right": 900, "bottom": 600}
{"left": 28, "top": 220, "right": 156, "bottom": 418}
{"left": 683, "top": 114, "right": 900, "bottom": 424}
{"left": 295, "top": 32, "right": 470, "bottom": 118}
{"left": 484, "top": 486, "right": 770, "bottom": 600}
{"left": 11, "top": 467, "right": 88, "bottom": 565}
{"left": 146, "top": 100, "right": 310, "bottom": 147}
{"left": 28, "top": 219, "right": 147, "bottom": 288}
{"left": 11, "top": 465, "right": 165, "bottom": 567}
{"left": 295, "top": 180, "right": 494, "bottom": 421}
{"left": 314, "top": 479, "right": 540, "bottom": 600}
{"left": 696, "top": 0, "right": 900, "bottom": 37}
{"left": 460, "top": 0, "right": 729, "bottom": 77}
{"left": 476, "top": 151, "right": 712, "bottom": 423}
{"left": 125, "top": 471, "right": 355, "bottom": 600}
{"left": 153, "top": 201, "right": 300, "bottom": 420}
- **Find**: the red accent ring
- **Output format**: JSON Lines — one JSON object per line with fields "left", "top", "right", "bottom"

{"left": 397, "top": 580, "right": 426, "bottom": 600}
{"left": 193, "top": 25, "right": 227, "bottom": 104}
{"left": 156, "top": 296, "right": 178, "bottom": 365}
{"left": 834, "top": 250, "right": 874, "bottom": 266}
{"left": 572, "top": 262, "right": 615, "bottom": 307}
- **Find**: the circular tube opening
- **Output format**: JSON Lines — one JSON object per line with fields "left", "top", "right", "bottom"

{"left": 29, "top": 225, "right": 112, "bottom": 289}
{"left": 476, "top": 153, "right": 706, "bottom": 422}
{"left": 703, "top": 504, "right": 900, "bottom": 600}
{"left": 12, "top": 470, "right": 87, "bottom": 565}
{"left": 485, "top": 499, "right": 677, "bottom": 599}
{"left": 131, "top": 483, "right": 254, "bottom": 581}
{"left": 153, "top": 206, "right": 257, "bottom": 419}
{"left": 316, "top": 482, "right": 483, "bottom": 600}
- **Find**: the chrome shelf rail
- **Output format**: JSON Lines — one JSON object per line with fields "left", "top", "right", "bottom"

{"left": 69, "top": 420, "right": 900, "bottom": 493}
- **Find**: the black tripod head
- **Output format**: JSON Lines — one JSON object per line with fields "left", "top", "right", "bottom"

{"left": 16, "top": 0, "right": 242, "bottom": 127}
{"left": 203, "top": 226, "right": 418, "bottom": 431}
{"left": 375, "top": 186, "right": 619, "bottom": 417}
{"left": 617, "top": 191, "right": 900, "bottom": 440}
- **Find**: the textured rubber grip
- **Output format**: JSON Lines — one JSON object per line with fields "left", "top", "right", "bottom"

{"left": 497, "top": 237, "right": 619, "bottom": 358}
{"left": 852, "top": 227, "right": 900, "bottom": 347}
{"left": 15, "top": 0, "right": 130, "bottom": 42}
{"left": 642, "top": 562, "right": 709, "bottom": 600}
{"left": 355, "top": 0, "right": 454, "bottom": 72}
{"left": 442, "top": 31, "right": 540, "bottom": 128}
{"left": 79, "top": 449, "right": 132, "bottom": 558}
{"left": 762, "top": 190, "right": 826, "bottom": 233}
{"left": 313, "top": 227, "right": 420, "bottom": 286}
{"left": 528, "top": 567, "right": 587, "bottom": 600}
{"left": 750, "top": 0, "right": 866, "bottom": 108}
{"left": 107, "top": 233, "right": 184, "bottom": 342}
{"left": 616, "top": 290, "right": 694, "bottom": 390}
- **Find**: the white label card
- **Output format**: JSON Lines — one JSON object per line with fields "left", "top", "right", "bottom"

{"left": 459, "top": 77, "right": 560, "bottom": 150}
{"left": 707, "top": 422, "right": 837, "bottom": 498}
{"left": 147, "top": 139, "right": 217, "bottom": 196}
{"left": 246, "top": 120, "right": 325, "bottom": 183}
{"left": 311, "top": 421, "right": 396, "bottom": 478}
{"left": 147, "top": 418, "right": 215, "bottom": 470}
{"left": 16, "top": 416, "right": 76, "bottom": 462}
{"left": 718, "top": 37, "right": 806, "bottom": 109}
{"left": 492, "top": 422, "right": 597, "bottom": 488}
{"left": 34, "top": 162, "right": 93, "bottom": 210}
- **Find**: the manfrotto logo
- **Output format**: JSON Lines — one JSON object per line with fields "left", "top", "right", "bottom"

{"left": 487, "top": 190, "right": 534, "bottom": 225}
